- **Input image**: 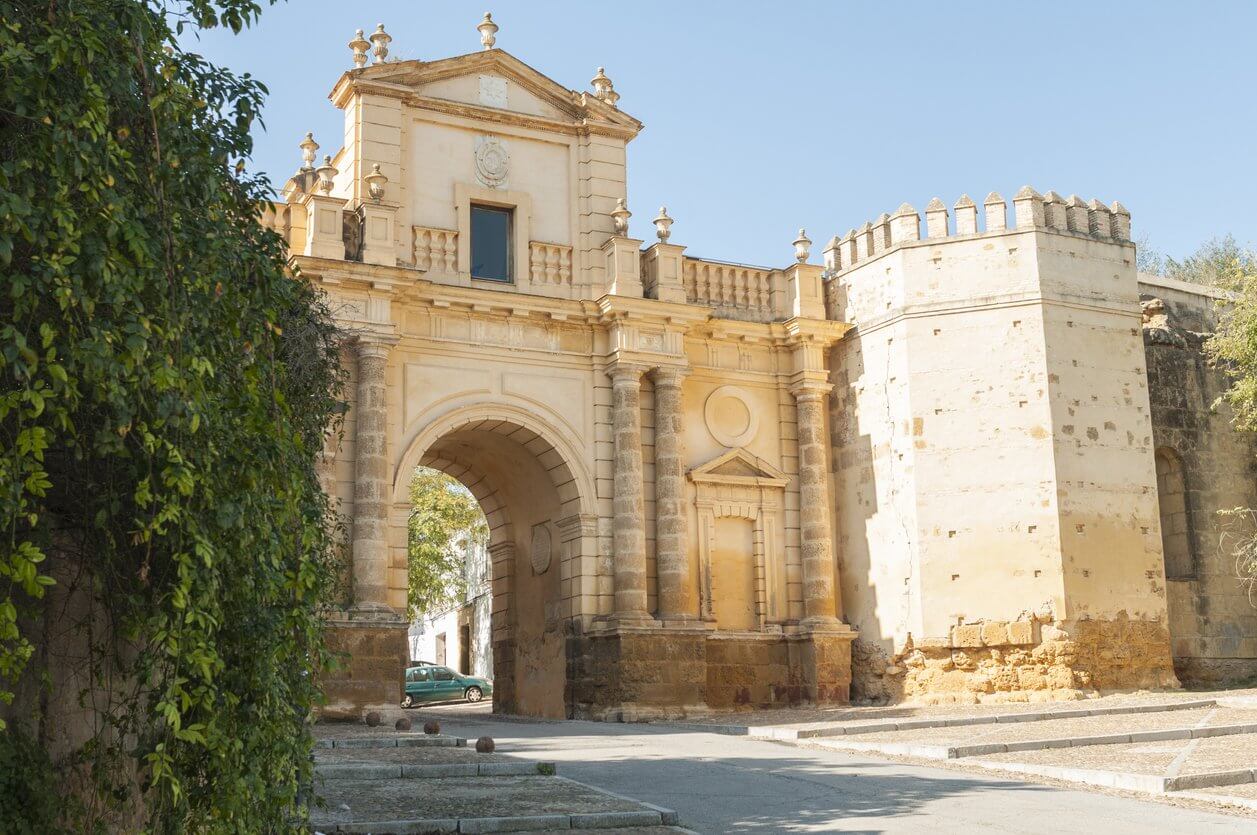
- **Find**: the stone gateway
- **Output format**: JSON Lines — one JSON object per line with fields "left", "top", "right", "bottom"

{"left": 260, "top": 17, "right": 1255, "bottom": 719}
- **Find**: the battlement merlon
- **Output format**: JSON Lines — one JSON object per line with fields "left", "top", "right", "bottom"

{"left": 823, "top": 187, "right": 1136, "bottom": 326}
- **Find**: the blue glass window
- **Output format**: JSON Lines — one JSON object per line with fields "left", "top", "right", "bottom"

{"left": 471, "top": 205, "right": 512, "bottom": 282}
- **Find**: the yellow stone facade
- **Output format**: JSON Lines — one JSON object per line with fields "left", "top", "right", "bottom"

{"left": 265, "top": 20, "right": 1209, "bottom": 718}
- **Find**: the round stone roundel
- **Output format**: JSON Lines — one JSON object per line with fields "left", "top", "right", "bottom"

{"left": 530, "top": 523, "right": 552, "bottom": 575}
{"left": 474, "top": 136, "right": 509, "bottom": 189}
{"left": 704, "top": 385, "right": 760, "bottom": 448}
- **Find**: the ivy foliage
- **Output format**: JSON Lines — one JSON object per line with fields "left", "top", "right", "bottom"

{"left": 1206, "top": 250, "right": 1257, "bottom": 601}
{"left": 1, "top": 0, "right": 343, "bottom": 830}
{"left": 407, "top": 468, "right": 488, "bottom": 620}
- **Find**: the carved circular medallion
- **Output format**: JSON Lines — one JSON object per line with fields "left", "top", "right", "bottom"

{"left": 704, "top": 385, "right": 760, "bottom": 448}
{"left": 474, "top": 136, "right": 509, "bottom": 188}
{"left": 530, "top": 523, "right": 552, "bottom": 575}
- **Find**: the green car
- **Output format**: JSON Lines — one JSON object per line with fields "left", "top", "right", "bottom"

{"left": 401, "top": 665, "right": 493, "bottom": 708}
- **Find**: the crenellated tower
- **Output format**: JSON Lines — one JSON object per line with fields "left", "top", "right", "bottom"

{"left": 826, "top": 187, "right": 1176, "bottom": 702}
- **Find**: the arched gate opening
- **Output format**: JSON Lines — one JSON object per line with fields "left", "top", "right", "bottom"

{"left": 395, "top": 409, "right": 590, "bottom": 719}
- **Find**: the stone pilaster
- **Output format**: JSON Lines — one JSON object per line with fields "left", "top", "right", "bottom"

{"left": 652, "top": 367, "right": 694, "bottom": 621}
{"left": 609, "top": 362, "right": 651, "bottom": 622}
{"left": 351, "top": 335, "right": 395, "bottom": 610}
{"left": 791, "top": 379, "right": 840, "bottom": 625}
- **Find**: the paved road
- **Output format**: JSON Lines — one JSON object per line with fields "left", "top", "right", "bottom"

{"left": 415, "top": 702, "right": 1254, "bottom": 834}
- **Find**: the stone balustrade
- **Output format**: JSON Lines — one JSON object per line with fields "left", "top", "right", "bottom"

{"left": 681, "top": 257, "right": 780, "bottom": 322}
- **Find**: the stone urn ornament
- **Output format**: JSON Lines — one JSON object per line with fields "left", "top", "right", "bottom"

{"left": 423, "top": 720, "right": 441, "bottom": 735}
{"left": 475, "top": 736, "right": 496, "bottom": 753}
{"left": 364, "top": 711, "right": 381, "bottom": 727}
{"left": 395, "top": 717, "right": 412, "bottom": 731}
{"left": 611, "top": 197, "right": 631, "bottom": 237}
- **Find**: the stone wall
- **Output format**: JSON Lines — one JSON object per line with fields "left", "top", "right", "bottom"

{"left": 1141, "top": 274, "right": 1257, "bottom": 685}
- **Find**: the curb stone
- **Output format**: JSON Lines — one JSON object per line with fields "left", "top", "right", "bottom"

{"left": 553, "top": 776, "right": 681, "bottom": 826}
{"left": 811, "top": 721, "right": 1257, "bottom": 759}
{"left": 967, "top": 759, "right": 1257, "bottom": 795}
{"left": 743, "top": 698, "right": 1220, "bottom": 741}
{"left": 316, "top": 735, "right": 466, "bottom": 750}
{"left": 315, "top": 761, "right": 557, "bottom": 780}
{"left": 311, "top": 806, "right": 674, "bottom": 833}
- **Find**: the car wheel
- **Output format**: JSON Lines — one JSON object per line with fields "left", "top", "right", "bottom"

{"left": 465, "top": 686, "right": 483, "bottom": 703}
{"left": 402, "top": 695, "right": 413, "bottom": 709}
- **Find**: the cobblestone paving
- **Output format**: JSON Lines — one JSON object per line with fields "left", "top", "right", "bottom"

{"left": 976, "top": 731, "right": 1257, "bottom": 776}
{"left": 313, "top": 775, "right": 645, "bottom": 824}
{"left": 314, "top": 745, "right": 516, "bottom": 766}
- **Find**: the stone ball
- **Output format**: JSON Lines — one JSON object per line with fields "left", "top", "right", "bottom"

{"left": 395, "top": 717, "right": 412, "bottom": 731}
{"left": 364, "top": 711, "right": 381, "bottom": 727}
{"left": 423, "top": 720, "right": 441, "bottom": 735}
{"left": 475, "top": 736, "right": 495, "bottom": 753}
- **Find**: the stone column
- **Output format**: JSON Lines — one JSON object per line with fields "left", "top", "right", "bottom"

{"left": 609, "top": 362, "right": 651, "bottom": 622}
{"left": 791, "top": 380, "right": 840, "bottom": 625}
{"left": 351, "top": 335, "right": 394, "bottom": 610}
{"left": 653, "top": 367, "right": 694, "bottom": 621}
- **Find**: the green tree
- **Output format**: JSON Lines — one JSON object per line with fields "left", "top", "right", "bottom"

{"left": 1, "top": 0, "right": 342, "bottom": 829}
{"left": 407, "top": 468, "right": 487, "bottom": 620}
{"left": 1140, "top": 234, "right": 1257, "bottom": 286}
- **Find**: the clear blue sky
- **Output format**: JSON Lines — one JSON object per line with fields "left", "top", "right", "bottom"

{"left": 187, "top": 1, "right": 1256, "bottom": 268}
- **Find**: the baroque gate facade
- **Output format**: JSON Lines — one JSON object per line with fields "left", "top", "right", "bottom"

{"left": 263, "top": 18, "right": 1226, "bottom": 719}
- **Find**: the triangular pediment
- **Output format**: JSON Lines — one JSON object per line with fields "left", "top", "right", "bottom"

{"left": 337, "top": 50, "right": 641, "bottom": 133}
{"left": 689, "top": 449, "right": 789, "bottom": 487}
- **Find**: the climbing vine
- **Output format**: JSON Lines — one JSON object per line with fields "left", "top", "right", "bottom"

{"left": 1, "top": 0, "right": 343, "bottom": 830}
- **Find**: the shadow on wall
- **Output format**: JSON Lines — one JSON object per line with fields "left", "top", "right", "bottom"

{"left": 827, "top": 330, "right": 896, "bottom": 702}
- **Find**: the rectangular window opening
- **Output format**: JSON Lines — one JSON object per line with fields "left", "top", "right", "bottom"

{"left": 471, "top": 204, "right": 513, "bottom": 282}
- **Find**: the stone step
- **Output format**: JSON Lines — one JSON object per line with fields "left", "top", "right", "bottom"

{"left": 816, "top": 719, "right": 1257, "bottom": 760}
{"left": 316, "top": 734, "right": 467, "bottom": 750}
{"left": 316, "top": 761, "right": 557, "bottom": 780}
{"left": 749, "top": 698, "right": 1219, "bottom": 741}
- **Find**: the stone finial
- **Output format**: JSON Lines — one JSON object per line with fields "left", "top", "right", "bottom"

{"left": 299, "top": 132, "right": 319, "bottom": 171}
{"left": 872, "top": 213, "right": 891, "bottom": 253}
{"left": 1110, "top": 201, "right": 1131, "bottom": 241}
{"left": 954, "top": 194, "right": 978, "bottom": 236}
{"left": 349, "top": 29, "right": 370, "bottom": 68}
{"left": 1013, "top": 185, "right": 1045, "bottom": 230}
{"left": 890, "top": 203, "right": 920, "bottom": 244}
{"left": 1065, "top": 195, "right": 1089, "bottom": 233}
{"left": 611, "top": 197, "right": 631, "bottom": 236}
{"left": 365, "top": 163, "right": 388, "bottom": 203}
{"left": 478, "top": 12, "right": 499, "bottom": 50}
{"left": 369, "top": 24, "right": 392, "bottom": 65}
{"left": 1087, "top": 199, "right": 1112, "bottom": 239}
{"left": 1042, "top": 191, "right": 1067, "bottom": 231}
{"left": 984, "top": 191, "right": 1006, "bottom": 232}
{"left": 316, "top": 155, "right": 338, "bottom": 195}
{"left": 652, "top": 206, "right": 673, "bottom": 242}
{"left": 925, "top": 197, "right": 949, "bottom": 239}
{"left": 591, "top": 67, "right": 620, "bottom": 107}
{"left": 793, "top": 228, "right": 812, "bottom": 263}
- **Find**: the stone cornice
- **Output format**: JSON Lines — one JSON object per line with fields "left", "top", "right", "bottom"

{"left": 328, "top": 49, "right": 642, "bottom": 140}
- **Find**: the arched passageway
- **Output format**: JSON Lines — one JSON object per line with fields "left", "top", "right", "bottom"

{"left": 396, "top": 411, "right": 590, "bottom": 719}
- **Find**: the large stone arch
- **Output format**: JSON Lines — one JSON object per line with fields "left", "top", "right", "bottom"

{"left": 391, "top": 400, "right": 597, "bottom": 718}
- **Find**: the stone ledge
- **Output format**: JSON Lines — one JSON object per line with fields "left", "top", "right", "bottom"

{"left": 810, "top": 719, "right": 1257, "bottom": 760}
{"left": 315, "top": 735, "right": 466, "bottom": 749}
{"left": 316, "top": 762, "right": 556, "bottom": 780}
{"left": 312, "top": 806, "right": 672, "bottom": 833}
{"left": 746, "top": 698, "right": 1217, "bottom": 740}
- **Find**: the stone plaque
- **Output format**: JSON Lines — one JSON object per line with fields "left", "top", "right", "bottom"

{"left": 478, "top": 75, "right": 508, "bottom": 108}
